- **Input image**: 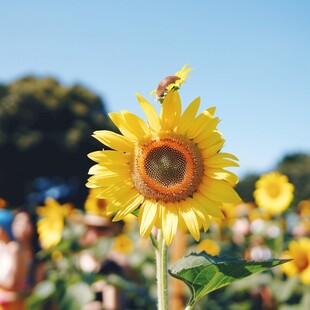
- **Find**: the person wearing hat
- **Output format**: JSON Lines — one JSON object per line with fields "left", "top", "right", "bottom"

{"left": 0, "top": 208, "right": 26, "bottom": 310}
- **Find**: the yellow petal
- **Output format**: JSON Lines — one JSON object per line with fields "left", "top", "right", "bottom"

{"left": 204, "top": 153, "right": 239, "bottom": 168}
{"left": 187, "top": 198, "right": 211, "bottom": 232}
{"left": 88, "top": 150, "right": 130, "bottom": 164}
{"left": 112, "top": 190, "right": 143, "bottom": 220}
{"left": 109, "top": 112, "right": 137, "bottom": 140}
{"left": 201, "top": 139, "right": 225, "bottom": 158}
{"left": 207, "top": 106, "right": 216, "bottom": 116}
{"left": 176, "top": 97, "right": 200, "bottom": 135}
{"left": 193, "top": 192, "right": 225, "bottom": 219}
{"left": 186, "top": 111, "right": 215, "bottom": 140}
{"left": 180, "top": 201, "right": 201, "bottom": 241}
{"left": 198, "top": 131, "right": 223, "bottom": 150}
{"left": 121, "top": 110, "right": 149, "bottom": 137}
{"left": 161, "top": 202, "right": 179, "bottom": 245}
{"left": 92, "top": 130, "right": 132, "bottom": 152}
{"left": 199, "top": 178, "right": 242, "bottom": 204}
{"left": 205, "top": 169, "right": 239, "bottom": 185}
{"left": 88, "top": 164, "right": 129, "bottom": 175}
{"left": 138, "top": 199, "right": 158, "bottom": 237}
{"left": 87, "top": 174, "right": 124, "bottom": 186}
{"left": 96, "top": 182, "right": 133, "bottom": 199}
{"left": 136, "top": 93, "right": 160, "bottom": 131}
{"left": 160, "top": 91, "right": 181, "bottom": 131}
{"left": 194, "top": 118, "right": 220, "bottom": 143}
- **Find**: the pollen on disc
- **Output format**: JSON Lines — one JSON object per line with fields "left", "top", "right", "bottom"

{"left": 145, "top": 146, "right": 187, "bottom": 187}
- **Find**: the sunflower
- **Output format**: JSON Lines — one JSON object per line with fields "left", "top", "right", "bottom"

{"left": 197, "top": 239, "right": 220, "bottom": 256}
{"left": 87, "top": 67, "right": 241, "bottom": 245}
{"left": 84, "top": 188, "right": 109, "bottom": 218}
{"left": 254, "top": 172, "right": 294, "bottom": 216}
{"left": 281, "top": 237, "right": 310, "bottom": 285}
{"left": 150, "top": 64, "right": 192, "bottom": 101}
{"left": 36, "top": 198, "right": 72, "bottom": 249}
{"left": 212, "top": 202, "right": 238, "bottom": 228}
{"left": 299, "top": 199, "right": 310, "bottom": 217}
{"left": 113, "top": 234, "right": 134, "bottom": 254}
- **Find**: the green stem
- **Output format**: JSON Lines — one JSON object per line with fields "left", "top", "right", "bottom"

{"left": 156, "top": 229, "right": 168, "bottom": 310}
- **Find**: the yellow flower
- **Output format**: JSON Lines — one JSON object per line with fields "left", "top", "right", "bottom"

{"left": 84, "top": 188, "right": 109, "bottom": 218}
{"left": 281, "top": 238, "right": 310, "bottom": 285}
{"left": 36, "top": 198, "right": 72, "bottom": 249}
{"left": 213, "top": 203, "right": 238, "bottom": 228}
{"left": 113, "top": 234, "right": 134, "bottom": 254}
{"left": 122, "top": 213, "right": 138, "bottom": 232}
{"left": 299, "top": 200, "right": 310, "bottom": 217}
{"left": 87, "top": 71, "right": 241, "bottom": 245}
{"left": 197, "top": 239, "right": 220, "bottom": 256}
{"left": 52, "top": 250, "right": 63, "bottom": 262}
{"left": 151, "top": 64, "right": 192, "bottom": 100}
{"left": 254, "top": 172, "right": 294, "bottom": 216}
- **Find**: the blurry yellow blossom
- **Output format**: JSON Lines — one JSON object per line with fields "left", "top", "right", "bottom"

{"left": 52, "top": 250, "right": 63, "bottom": 262}
{"left": 84, "top": 188, "right": 109, "bottom": 218}
{"left": 299, "top": 200, "right": 310, "bottom": 217}
{"left": 213, "top": 203, "right": 238, "bottom": 228}
{"left": 122, "top": 213, "right": 137, "bottom": 232}
{"left": 254, "top": 172, "right": 294, "bottom": 216}
{"left": 281, "top": 237, "right": 310, "bottom": 285}
{"left": 150, "top": 64, "right": 192, "bottom": 100}
{"left": 36, "top": 198, "right": 72, "bottom": 249}
{"left": 113, "top": 234, "right": 134, "bottom": 254}
{"left": 197, "top": 239, "right": 220, "bottom": 256}
{"left": 248, "top": 207, "right": 271, "bottom": 222}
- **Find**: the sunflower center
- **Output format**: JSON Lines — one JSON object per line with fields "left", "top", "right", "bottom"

{"left": 131, "top": 133, "right": 204, "bottom": 203}
{"left": 267, "top": 183, "right": 281, "bottom": 198}
{"left": 145, "top": 146, "right": 187, "bottom": 187}
{"left": 294, "top": 252, "right": 308, "bottom": 271}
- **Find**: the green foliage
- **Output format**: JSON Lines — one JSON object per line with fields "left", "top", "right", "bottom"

{"left": 235, "top": 174, "right": 259, "bottom": 202}
{"left": 169, "top": 252, "right": 290, "bottom": 309}
{"left": 277, "top": 153, "right": 310, "bottom": 204}
{"left": 0, "top": 76, "right": 115, "bottom": 206}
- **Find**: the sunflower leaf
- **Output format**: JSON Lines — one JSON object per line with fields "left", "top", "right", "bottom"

{"left": 168, "top": 252, "right": 290, "bottom": 308}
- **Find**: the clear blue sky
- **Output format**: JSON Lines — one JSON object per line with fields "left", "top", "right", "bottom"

{"left": 1, "top": 1, "right": 309, "bottom": 178}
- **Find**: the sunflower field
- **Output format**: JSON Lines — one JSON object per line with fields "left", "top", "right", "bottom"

{"left": 0, "top": 68, "right": 309, "bottom": 310}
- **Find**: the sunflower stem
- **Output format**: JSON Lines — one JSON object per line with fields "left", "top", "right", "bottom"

{"left": 156, "top": 229, "right": 168, "bottom": 310}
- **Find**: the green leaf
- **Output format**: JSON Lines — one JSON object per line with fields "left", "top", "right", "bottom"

{"left": 169, "top": 252, "right": 290, "bottom": 308}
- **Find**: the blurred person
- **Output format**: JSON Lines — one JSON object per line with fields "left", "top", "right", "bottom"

{"left": 12, "top": 210, "right": 44, "bottom": 291}
{"left": 0, "top": 209, "right": 26, "bottom": 310}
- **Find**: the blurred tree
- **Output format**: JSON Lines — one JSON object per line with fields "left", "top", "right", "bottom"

{"left": 235, "top": 174, "right": 259, "bottom": 203}
{"left": 277, "top": 153, "right": 310, "bottom": 204}
{"left": 0, "top": 76, "right": 115, "bottom": 208}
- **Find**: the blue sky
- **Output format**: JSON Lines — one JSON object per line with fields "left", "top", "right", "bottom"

{"left": 1, "top": 1, "right": 309, "bottom": 178}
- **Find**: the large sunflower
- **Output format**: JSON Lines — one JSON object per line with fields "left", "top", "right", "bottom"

{"left": 254, "top": 172, "right": 294, "bottom": 216}
{"left": 87, "top": 69, "right": 241, "bottom": 245}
